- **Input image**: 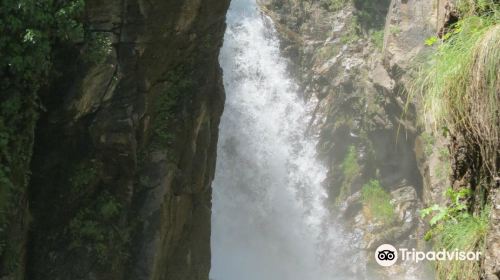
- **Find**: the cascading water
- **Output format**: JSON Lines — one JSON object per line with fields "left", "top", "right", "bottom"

{"left": 210, "top": 0, "right": 348, "bottom": 279}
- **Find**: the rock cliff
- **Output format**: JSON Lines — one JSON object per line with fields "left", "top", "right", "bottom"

{"left": 1, "top": 0, "right": 230, "bottom": 279}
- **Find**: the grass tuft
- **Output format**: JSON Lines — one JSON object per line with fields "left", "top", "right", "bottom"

{"left": 421, "top": 188, "right": 490, "bottom": 280}
{"left": 434, "top": 211, "right": 489, "bottom": 280}
{"left": 361, "top": 179, "right": 394, "bottom": 224}
{"left": 409, "top": 14, "right": 499, "bottom": 175}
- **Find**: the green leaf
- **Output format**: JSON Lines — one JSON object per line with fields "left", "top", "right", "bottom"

{"left": 430, "top": 208, "right": 448, "bottom": 225}
{"left": 425, "top": 36, "right": 438, "bottom": 46}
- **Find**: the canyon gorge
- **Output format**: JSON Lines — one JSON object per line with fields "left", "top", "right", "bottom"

{"left": 0, "top": 0, "right": 498, "bottom": 279}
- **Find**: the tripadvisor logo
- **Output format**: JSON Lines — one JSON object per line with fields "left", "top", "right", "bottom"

{"left": 375, "top": 244, "right": 398, "bottom": 267}
{"left": 374, "top": 244, "right": 482, "bottom": 267}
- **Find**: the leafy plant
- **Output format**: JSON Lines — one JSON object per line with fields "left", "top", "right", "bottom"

{"left": 421, "top": 188, "right": 489, "bottom": 280}
{"left": 421, "top": 188, "right": 471, "bottom": 225}
{"left": 424, "top": 36, "right": 439, "bottom": 46}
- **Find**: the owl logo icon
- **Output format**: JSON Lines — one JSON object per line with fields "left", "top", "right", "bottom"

{"left": 375, "top": 244, "right": 398, "bottom": 266}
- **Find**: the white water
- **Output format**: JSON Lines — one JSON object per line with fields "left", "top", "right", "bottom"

{"left": 210, "top": 0, "right": 348, "bottom": 279}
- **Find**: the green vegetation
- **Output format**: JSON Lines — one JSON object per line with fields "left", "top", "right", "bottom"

{"left": 151, "top": 69, "right": 194, "bottom": 149}
{"left": 342, "top": 146, "right": 360, "bottom": 180}
{"left": 370, "top": 29, "right": 384, "bottom": 49}
{"left": 70, "top": 161, "right": 98, "bottom": 195}
{"left": 413, "top": 7, "right": 496, "bottom": 278}
{"left": 457, "top": 0, "right": 499, "bottom": 16}
{"left": 320, "top": 0, "right": 348, "bottom": 12}
{"left": 424, "top": 36, "right": 439, "bottom": 46}
{"left": 0, "top": 93, "right": 39, "bottom": 278}
{"left": 421, "top": 188, "right": 489, "bottom": 280}
{"left": 389, "top": 25, "right": 401, "bottom": 35}
{"left": 319, "top": 0, "right": 390, "bottom": 40}
{"left": 84, "top": 32, "right": 113, "bottom": 64}
{"left": 438, "top": 146, "right": 450, "bottom": 160}
{"left": 336, "top": 145, "right": 360, "bottom": 204}
{"left": 68, "top": 193, "right": 130, "bottom": 268}
{"left": 0, "top": 0, "right": 86, "bottom": 275}
{"left": 340, "top": 32, "right": 360, "bottom": 44}
{"left": 315, "top": 44, "right": 340, "bottom": 62}
{"left": 0, "top": 98, "right": 34, "bottom": 275}
{"left": 1, "top": 0, "right": 84, "bottom": 92}
{"left": 361, "top": 179, "right": 395, "bottom": 223}
{"left": 409, "top": 4, "right": 499, "bottom": 175}
{"left": 340, "top": 18, "right": 361, "bottom": 44}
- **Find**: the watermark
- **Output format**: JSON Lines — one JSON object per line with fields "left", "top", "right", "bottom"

{"left": 374, "top": 244, "right": 481, "bottom": 267}
{"left": 375, "top": 244, "right": 398, "bottom": 267}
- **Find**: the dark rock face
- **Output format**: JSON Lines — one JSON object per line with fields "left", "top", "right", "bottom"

{"left": 26, "top": 0, "right": 230, "bottom": 279}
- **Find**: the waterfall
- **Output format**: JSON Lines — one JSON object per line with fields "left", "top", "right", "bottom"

{"left": 210, "top": 0, "right": 347, "bottom": 279}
